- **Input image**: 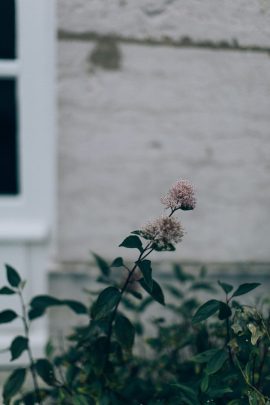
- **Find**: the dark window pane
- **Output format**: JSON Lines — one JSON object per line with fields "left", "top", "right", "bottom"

{"left": 0, "top": 79, "right": 19, "bottom": 195}
{"left": 0, "top": 0, "right": 16, "bottom": 59}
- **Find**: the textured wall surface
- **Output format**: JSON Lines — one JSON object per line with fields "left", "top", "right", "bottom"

{"left": 58, "top": 0, "right": 270, "bottom": 47}
{"left": 57, "top": 1, "right": 270, "bottom": 265}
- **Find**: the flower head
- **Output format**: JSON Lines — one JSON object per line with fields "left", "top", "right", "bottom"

{"left": 141, "top": 216, "right": 184, "bottom": 250}
{"left": 161, "top": 179, "right": 196, "bottom": 211}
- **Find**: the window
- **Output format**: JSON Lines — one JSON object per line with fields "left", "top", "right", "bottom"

{"left": 0, "top": 0, "right": 56, "bottom": 360}
{"left": 0, "top": 0, "right": 56, "bottom": 233}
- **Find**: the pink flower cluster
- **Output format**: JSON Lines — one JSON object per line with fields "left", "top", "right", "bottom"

{"left": 141, "top": 216, "right": 184, "bottom": 248}
{"left": 161, "top": 179, "right": 196, "bottom": 211}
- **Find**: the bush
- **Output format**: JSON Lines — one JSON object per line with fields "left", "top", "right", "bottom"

{"left": 1, "top": 180, "right": 269, "bottom": 405}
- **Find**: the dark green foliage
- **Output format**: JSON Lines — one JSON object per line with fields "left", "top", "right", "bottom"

{"left": 35, "top": 358, "right": 56, "bottom": 386}
{"left": 92, "top": 253, "right": 110, "bottom": 277}
{"left": 139, "top": 278, "right": 165, "bottom": 305}
{"left": 29, "top": 295, "right": 88, "bottom": 317}
{"left": 5, "top": 264, "right": 21, "bottom": 288}
{"left": 1, "top": 264, "right": 269, "bottom": 405}
{"left": 10, "top": 336, "right": 28, "bottom": 361}
{"left": 115, "top": 314, "right": 135, "bottom": 350}
{"left": 0, "top": 309, "right": 17, "bottom": 323}
{"left": 111, "top": 257, "right": 124, "bottom": 267}
{"left": 192, "top": 299, "right": 221, "bottom": 323}
{"left": 218, "top": 280, "right": 234, "bottom": 294}
{"left": 231, "top": 283, "right": 261, "bottom": 298}
{"left": 138, "top": 260, "right": 153, "bottom": 290}
{"left": 205, "top": 349, "right": 228, "bottom": 375}
{"left": 91, "top": 286, "right": 121, "bottom": 319}
{"left": 119, "top": 235, "right": 143, "bottom": 252}
{"left": 0, "top": 286, "right": 16, "bottom": 294}
{"left": 3, "top": 368, "right": 27, "bottom": 403}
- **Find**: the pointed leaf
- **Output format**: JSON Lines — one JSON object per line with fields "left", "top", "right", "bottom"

{"left": 35, "top": 358, "right": 56, "bottom": 386}
{"left": 111, "top": 257, "right": 124, "bottom": 267}
{"left": 206, "top": 349, "right": 228, "bottom": 375}
{"left": 172, "top": 383, "right": 199, "bottom": 405}
{"left": 10, "top": 336, "right": 28, "bottom": 361}
{"left": 0, "top": 309, "right": 17, "bottom": 324}
{"left": 218, "top": 302, "right": 232, "bottom": 320}
{"left": 30, "top": 295, "right": 61, "bottom": 309}
{"left": 200, "top": 373, "right": 209, "bottom": 393}
{"left": 191, "top": 349, "right": 219, "bottom": 364}
{"left": 192, "top": 300, "right": 221, "bottom": 324}
{"left": 28, "top": 307, "right": 45, "bottom": 321}
{"left": 119, "top": 235, "right": 143, "bottom": 252}
{"left": 3, "top": 368, "right": 27, "bottom": 402}
{"left": 6, "top": 264, "right": 21, "bottom": 288}
{"left": 232, "top": 283, "right": 261, "bottom": 298}
{"left": 139, "top": 278, "right": 165, "bottom": 305}
{"left": 91, "top": 287, "right": 120, "bottom": 320}
{"left": 218, "top": 280, "right": 233, "bottom": 294}
{"left": 92, "top": 253, "right": 110, "bottom": 277}
{"left": 61, "top": 300, "right": 88, "bottom": 314}
{"left": 174, "top": 264, "right": 194, "bottom": 282}
{"left": 0, "top": 286, "right": 16, "bottom": 295}
{"left": 115, "top": 314, "right": 135, "bottom": 350}
{"left": 138, "top": 260, "right": 153, "bottom": 290}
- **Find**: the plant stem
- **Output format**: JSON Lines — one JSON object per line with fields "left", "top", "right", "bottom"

{"left": 225, "top": 296, "right": 234, "bottom": 368}
{"left": 235, "top": 355, "right": 267, "bottom": 402}
{"left": 18, "top": 288, "right": 42, "bottom": 404}
{"left": 106, "top": 243, "right": 153, "bottom": 362}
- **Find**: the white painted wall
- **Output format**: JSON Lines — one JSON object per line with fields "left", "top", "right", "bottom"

{"left": 58, "top": 0, "right": 270, "bottom": 47}
{"left": 57, "top": 1, "right": 270, "bottom": 264}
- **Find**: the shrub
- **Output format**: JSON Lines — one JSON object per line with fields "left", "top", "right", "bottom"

{"left": 1, "top": 180, "right": 269, "bottom": 405}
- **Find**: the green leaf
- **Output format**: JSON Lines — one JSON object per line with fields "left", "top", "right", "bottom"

{"left": 92, "top": 253, "right": 110, "bottom": 277}
{"left": 139, "top": 278, "right": 165, "bottom": 306}
{"left": 192, "top": 300, "right": 221, "bottom": 324}
{"left": 89, "top": 337, "right": 108, "bottom": 375}
{"left": 172, "top": 383, "right": 199, "bottom": 405}
{"left": 218, "top": 302, "right": 232, "bottom": 320}
{"left": 200, "top": 373, "right": 209, "bottom": 392}
{"left": 3, "top": 368, "right": 27, "bottom": 402}
{"left": 5, "top": 264, "right": 21, "bottom": 288}
{"left": 35, "top": 358, "right": 56, "bottom": 386}
{"left": 218, "top": 280, "right": 233, "bottom": 294}
{"left": 111, "top": 257, "right": 124, "bottom": 267}
{"left": 209, "top": 387, "right": 233, "bottom": 398}
{"left": 0, "top": 286, "right": 16, "bottom": 295}
{"left": 30, "top": 295, "right": 87, "bottom": 315}
{"left": 190, "top": 282, "right": 216, "bottom": 292}
{"left": 61, "top": 300, "right": 88, "bottom": 314}
{"left": 28, "top": 307, "right": 45, "bottom": 321}
{"left": 191, "top": 348, "right": 219, "bottom": 364}
{"left": 73, "top": 395, "right": 92, "bottom": 405}
{"left": 164, "top": 284, "right": 184, "bottom": 298}
{"left": 30, "top": 295, "right": 61, "bottom": 309}
{"left": 174, "top": 264, "right": 194, "bottom": 282}
{"left": 205, "top": 349, "right": 228, "bottom": 375}
{"left": 91, "top": 287, "right": 120, "bottom": 320}
{"left": 0, "top": 309, "right": 17, "bottom": 324}
{"left": 10, "top": 336, "right": 28, "bottom": 361}
{"left": 138, "top": 260, "right": 153, "bottom": 290}
{"left": 119, "top": 235, "right": 143, "bottom": 252}
{"left": 115, "top": 314, "right": 135, "bottom": 350}
{"left": 232, "top": 283, "right": 261, "bottom": 298}
{"left": 128, "top": 289, "right": 143, "bottom": 300}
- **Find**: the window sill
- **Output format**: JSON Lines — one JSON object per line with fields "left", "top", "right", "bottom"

{"left": 0, "top": 221, "right": 50, "bottom": 242}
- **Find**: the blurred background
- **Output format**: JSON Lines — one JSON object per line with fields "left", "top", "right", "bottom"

{"left": 0, "top": 0, "right": 270, "bottom": 361}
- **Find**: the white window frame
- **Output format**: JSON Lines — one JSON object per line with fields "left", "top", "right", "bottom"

{"left": 0, "top": 0, "right": 56, "bottom": 360}
{"left": 0, "top": 0, "right": 56, "bottom": 242}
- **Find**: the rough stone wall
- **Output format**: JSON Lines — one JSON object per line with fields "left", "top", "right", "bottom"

{"left": 57, "top": 1, "right": 270, "bottom": 265}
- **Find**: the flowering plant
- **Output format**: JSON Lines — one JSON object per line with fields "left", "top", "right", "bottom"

{"left": 1, "top": 180, "right": 269, "bottom": 405}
